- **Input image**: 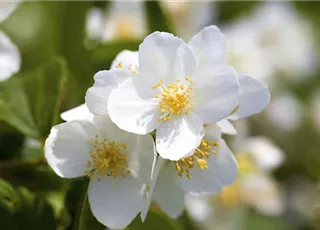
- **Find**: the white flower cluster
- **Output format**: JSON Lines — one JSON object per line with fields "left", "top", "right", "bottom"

{"left": 45, "top": 26, "right": 270, "bottom": 229}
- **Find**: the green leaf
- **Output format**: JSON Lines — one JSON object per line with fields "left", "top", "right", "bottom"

{"left": 65, "top": 178, "right": 105, "bottom": 230}
{"left": 244, "top": 210, "right": 295, "bottom": 230}
{"left": 0, "top": 179, "right": 57, "bottom": 230}
{"left": 145, "top": 1, "right": 173, "bottom": 33}
{"left": 217, "top": 1, "right": 260, "bottom": 23}
{"left": 0, "top": 57, "right": 67, "bottom": 140}
{"left": 129, "top": 209, "right": 183, "bottom": 230}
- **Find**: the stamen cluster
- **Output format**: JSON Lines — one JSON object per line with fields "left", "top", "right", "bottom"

{"left": 85, "top": 135, "right": 131, "bottom": 180}
{"left": 153, "top": 78, "right": 194, "bottom": 121}
{"left": 175, "top": 139, "right": 220, "bottom": 178}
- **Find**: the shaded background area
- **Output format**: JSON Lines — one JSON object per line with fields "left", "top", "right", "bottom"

{"left": 0, "top": 1, "right": 320, "bottom": 230}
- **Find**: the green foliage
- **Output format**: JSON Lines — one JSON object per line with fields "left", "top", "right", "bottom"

{"left": 217, "top": 1, "right": 259, "bottom": 23}
{"left": 0, "top": 179, "right": 56, "bottom": 230}
{"left": 145, "top": 1, "right": 173, "bottom": 33}
{"left": 244, "top": 210, "right": 294, "bottom": 230}
{"left": 129, "top": 209, "right": 183, "bottom": 230}
{"left": 0, "top": 57, "right": 67, "bottom": 140}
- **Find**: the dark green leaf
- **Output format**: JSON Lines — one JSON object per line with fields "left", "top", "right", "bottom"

{"left": 0, "top": 57, "right": 67, "bottom": 140}
{"left": 145, "top": 1, "right": 173, "bottom": 33}
{"left": 129, "top": 209, "right": 183, "bottom": 230}
{"left": 0, "top": 180, "right": 57, "bottom": 230}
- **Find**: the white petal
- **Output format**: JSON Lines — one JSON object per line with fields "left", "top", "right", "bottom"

{"left": 229, "top": 74, "right": 270, "bottom": 120}
{"left": 44, "top": 120, "right": 97, "bottom": 178}
{"left": 135, "top": 31, "right": 196, "bottom": 97}
{"left": 108, "top": 79, "right": 160, "bottom": 135}
{"left": 0, "top": 1, "right": 20, "bottom": 23}
{"left": 177, "top": 139, "right": 237, "bottom": 195}
{"left": 140, "top": 157, "right": 166, "bottom": 222}
{"left": 244, "top": 137, "right": 285, "bottom": 171}
{"left": 217, "top": 119, "right": 237, "bottom": 135}
{"left": 0, "top": 31, "right": 21, "bottom": 81}
{"left": 188, "top": 25, "right": 225, "bottom": 68}
{"left": 204, "top": 123, "right": 222, "bottom": 139}
{"left": 85, "top": 69, "right": 130, "bottom": 116}
{"left": 153, "top": 162, "right": 185, "bottom": 218}
{"left": 111, "top": 49, "right": 139, "bottom": 69}
{"left": 185, "top": 194, "right": 213, "bottom": 222}
{"left": 156, "top": 113, "right": 204, "bottom": 161}
{"left": 88, "top": 176, "right": 145, "bottom": 229}
{"left": 124, "top": 134, "right": 156, "bottom": 186}
{"left": 192, "top": 65, "right": 239, "bottom": 124}
{"left": 60, "top": 104, "right": 93, "bottom": 122}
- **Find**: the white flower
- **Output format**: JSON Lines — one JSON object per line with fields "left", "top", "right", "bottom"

{"left": 85, "top": 2, "right": 146, "bottom": 42}
{"left": 103, "top": 26, "right": 240, "bottom": 160}
{"left": 161, "top": 1, "right": 216, "bottom": 40}
{"left": 251, "top": 2, "right": 317, "bottom": 78}
{"left": 45, "top": 114, "right": 156, "bottom": 229}
{"left": 0, "top": 0, "right": 21, "bottom": 82}
{"left": 141, "top": 124, "right": 237, "bottom": 219}
{"left": 266, "top": 92, "right": 302, "bottom": 131}
{"left": 0, "top": 31, "right": 21, "bottom": 81}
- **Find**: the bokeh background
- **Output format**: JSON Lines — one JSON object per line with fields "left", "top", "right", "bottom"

{"left": 1, "top": 1, "right": 320, "bottom": 230}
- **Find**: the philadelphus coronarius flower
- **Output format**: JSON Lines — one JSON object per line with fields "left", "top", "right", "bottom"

{"left": 88, "top": 25, "right": 240, "bottom": 160}
{"left": 45, "top": 106, "right": 156, "bottom": 229}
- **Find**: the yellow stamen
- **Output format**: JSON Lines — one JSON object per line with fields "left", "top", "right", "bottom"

{"left": 175, "top": 139, "right": 219, "bottom": 178}
{"left": 84, "top": 135, "right": 130, "bottom": 180}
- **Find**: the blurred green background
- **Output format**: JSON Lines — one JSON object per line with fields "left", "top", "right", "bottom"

{"left": 1, "top": 1, "right": 320, "bottom": 230}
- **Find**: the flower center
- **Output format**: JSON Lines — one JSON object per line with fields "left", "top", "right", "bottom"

{"left": 175, "top": 139, "right": 220, "bottom": 178}
{"left": 153, "top": 78, "right": 194, "bottom": 121}
{"left": 84, "top": 135, "right": 131, "bottom": 180}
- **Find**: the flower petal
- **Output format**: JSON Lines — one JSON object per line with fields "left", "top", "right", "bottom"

{"left": 156, "top": 112, "right": 204, "bottom": 161}
{"left": 229, "top": 74, "right": 270, "bottom": 120}
{"left": 177, "top": 139, "right": 237, "bottom": 195}
{"left": 217, "top": 119, "right": 237, "bottom": 135}
{"left": 60, "top": 104, "right": 93, "bottom": 122}
{"left": 193, "top": 65, "right": 239, "bottom": 124}
{"left": 111, "top": 49, "right": 139, "bottom": 69}
{"left": 85, "top": 68, "right": 130, "bottom": 116}
{"left": 108, "top": 78, "right": 160, "bottom": 135}
{"left": 244, "top": 137, "right": 284, "bottom": 171}
{"left": 88, "top": 176, "right": 145, "bottom": 229}
{"left": 135, "top": 31, "right": 196, "bottom": 97}
{"left": 140, "top": 157, "right": 166, "bottom": 222}
{"left": 0, "top": 31, "right": 21, "bottom": 81}
{"left": 153, "top": 162, "right": 185, "bottom": 218}
{"left": 44, "top": 120, "right": 97, "bottom": 178}
{"left": 0, "top": 1, "right": 20, "bottom": 23}
{"left": 188, "top": 25, "right": 225, "bottom": 68}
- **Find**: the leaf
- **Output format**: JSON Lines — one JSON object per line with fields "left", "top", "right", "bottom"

{"left": 0, "top": 57, "right": 67, "bottom": 140}
{"left": 145, "top": 1, "right": 173, "bottom": 33}
{"left": 65, "top": 178, "right": 105, "bottom": 230}
{"left": 0, "top": 179, "right": 57, "bottom": 230}
{"left": 244, "top": 210, "right": 295, "bottom": 230}
{"left": 129, "top": 209, "right": 183, "bottom": 230}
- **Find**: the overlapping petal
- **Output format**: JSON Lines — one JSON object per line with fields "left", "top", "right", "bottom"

{"left": 111, "top": 50, "right": 139, "bottom": 69}
{"left": 108, "top": 79, "right": 160, "bottom": 135}
{"left": 134, "top": 31, "right": 196, "bottom": 98}
{"left": 188, "top": 25, "right": 225, "bottom": 68}
{"left": 176, "top": 139, "right": 237, "bottom": 195}
{"left": 156, "top": 112, "right": 204, "bottom": 160}
{"left": 60, "top": 104, "right": 93, "bottom": 122}
{"left": 192, "top": 65, "right": 239, "bottom": 124}
{"left": 229, "top": 74, "right": 270, "bottom": 120}
{"left": 88, "top": 176, "right": 145, "bottom": 229}
{"left": 85, "top": 68, "right": 130, "bottom": 115}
